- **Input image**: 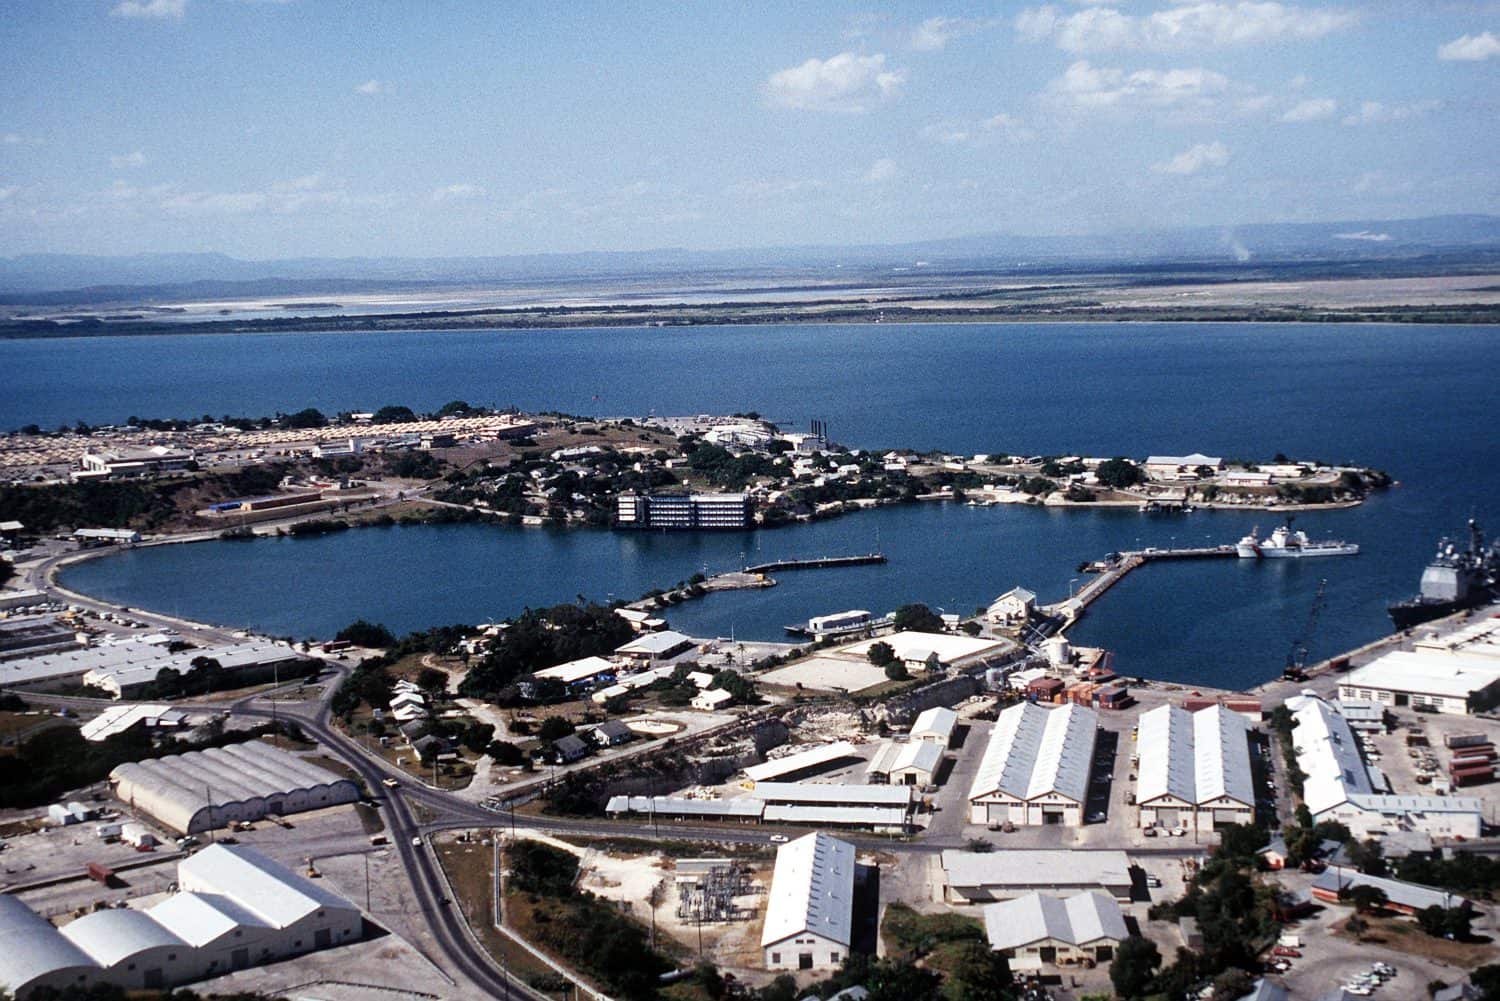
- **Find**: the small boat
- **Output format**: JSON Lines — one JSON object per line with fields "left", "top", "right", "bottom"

{"left": 1236, "top": 518, "right": 1358, "bottom": 559}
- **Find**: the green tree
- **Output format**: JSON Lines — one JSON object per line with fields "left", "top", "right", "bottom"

{"left": 486, "top": 740, "right": 524, "bottom": 765}
{"left": 1095, "top": 457, "right": 1145, "bottom": 488}
{"left": 372, "top": 404, "right": 417, "bottom": 424}
{"left": 941, "top": 939, "right": 1014, "bottom": 1001}
{"left": 437, "top": 399, "right": 474, "bottom": 416}
{"left": 1472, "top": 963, "right": 1500, "bottom": 1001}
{"left": 893, "top": 603, "right": 945, "bottom": 633}
{"left": 538, "top": 716, "right": 575, "bottom": 741}
{"left": 335, "top": 619, "right": 396, "bottom": 648}
{"left": 885, "top": 662, "right": 911, "bottom": 681}
{"left": 1345, "top": 838, "right": 1388, "bottom": 876}
{"left": 1342, "top": 884, "right": 1388, "bottom": 914}
{"left": 1109, "top": 935, "right": 1161, "bottom": 1000}
{"left": 282, "top": 407, "right": 327, "bottom": 429}
{"left": 867, "top": 641, "right": 896, "bottom": 667}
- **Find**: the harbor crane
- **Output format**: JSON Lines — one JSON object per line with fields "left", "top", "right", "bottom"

{"left": 1283, "top": 578, "right": 1328, "bottom": 681}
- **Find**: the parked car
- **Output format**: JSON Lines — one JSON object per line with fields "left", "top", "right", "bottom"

{"left": 1271, "top": 946, "right": 1301, "bottom": 958}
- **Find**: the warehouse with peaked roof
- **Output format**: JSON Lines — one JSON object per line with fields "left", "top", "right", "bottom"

{"left": 968, "top": 702, "right": 1097, "bottom": 826}
{"left": 1287, "top": 693, "right": 1481, "bottom": 838}
{"left": 743, "top": 741, "right": 860, "bottom": 784}
{"left": 761, "top": 832, "right": 856, "bottom": 971}
{"left": 1136, "top": 704, "right": 1254, "bottom": 832}
{"left": 941, "top": 850, "right": 1133, "bottom": 903}
{"left": 110, "top": 740, "right": 360, "bottom": 834}
{"left": 983, "top": 892, "right": 1127, "bottom": 967}
{"left": 910, "top": 706, "right": 958, "bottom": 746}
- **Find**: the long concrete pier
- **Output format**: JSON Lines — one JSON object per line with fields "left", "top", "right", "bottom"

{"left": 742, "top": 553, "right": 886, "bottom": 574}
{"left": 1044, "top": 545, "right": 1237, "bottom": 628}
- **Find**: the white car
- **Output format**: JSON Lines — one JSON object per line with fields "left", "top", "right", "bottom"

{"left": 769, "top": 834, "right": 789, "bottom": 843}
{"left": 411, "top": 836, "right": 423, "bottom": 847}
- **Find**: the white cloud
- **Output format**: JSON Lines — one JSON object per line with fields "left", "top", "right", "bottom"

{"left": 1438, "top": 31, "right": 1500, "bottom": 62}
{"left": 1333, "top": 230, "right": 1393, "bottom": 242}
{"left": 1153, "top": 141, "right": 1231, "bottom": 175}
{"left": 355, "top": 79, "right": 390, "bottom": 96}
{"left": 862, "top": 158, "right": 900, "bottom": 183}
{"left": 766, "top": 52, "right": 907, "bottom": 112}
{"left": 725, "top": 177, "right": 825, "bottom": 199}
{"left": 909, "top": 16, "right": 992, "bottom": 51}
{"left": 432, "top": 183, "right": 485, "bottom": 202}
{"left": 1045, "top": 60, "right": 1231, "bottom": 114}
{"left": 1341, "top": 99, "right": 1440, "bottom": 126}
{"left": 110, "top": 150, "right": 147, "bottom": 169}
{"left": 921, "top": 121, "right": 972, "bottom": 144}
{"left": 160, "top": 174, "right": 348, "bottom": 216}
{"left": 1281, "top": 97, "right": 1337, "bottom": 122}
{"left": 111, "top": 0, "right": 186, "bottom": 19}
{"left": 1017, "top": 2, "right": 1357, "bottom": 53}
{"left": 3, "top": 133, "right": 44, "bottom": 147}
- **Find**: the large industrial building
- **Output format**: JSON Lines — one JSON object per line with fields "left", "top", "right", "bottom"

{"left": 1288, "top": 694, "right": 1481, "bottom": 839}
{"left": 967, "top": 702, "right": 1098, "bottom": 827}
{"left": 110, "top": 740, "right": 361, "bottom": 834}
{"left": 760, "top": 832, "right": 855, "bottom": 971}
{"left": 0, "top": 845, "right": 360, "bottom": 999}
{"left": 1135, "top": 704, "right": 1255, "bottom": 831}
{"left": 982, "top": 892, "right": 1127, "bottom": 968}
{"left": 940, "top": 850, "right": 1133, "bottom": 903}
{"left": 1338, "top": 619, "right": 1500, "bottom": 715}
{"left": 1, "top": 638, "right": 309, "bottom": 697}
{"left": 615, "top": 492, "right": 753, "bottom": 530}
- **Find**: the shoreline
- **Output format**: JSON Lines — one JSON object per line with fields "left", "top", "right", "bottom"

{"left": 5, "top": 303, "right": 1500, "bottom": 341}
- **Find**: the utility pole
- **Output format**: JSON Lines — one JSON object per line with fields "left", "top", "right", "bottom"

{"left": 364, "top": 851, "right": 371, "bottom": 911}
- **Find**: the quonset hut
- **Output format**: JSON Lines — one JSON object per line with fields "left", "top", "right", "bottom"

{"left": 110, "top": 740, "right": 360, "bottom": 834}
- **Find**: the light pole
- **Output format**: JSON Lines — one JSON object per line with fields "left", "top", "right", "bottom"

{"left": 1069, "top": 578, "right": 1081, "bottom": 599}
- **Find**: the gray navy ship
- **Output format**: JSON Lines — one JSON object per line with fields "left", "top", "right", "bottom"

{"left": 1389, "top": 520, "right": 1499, "bottom": 630}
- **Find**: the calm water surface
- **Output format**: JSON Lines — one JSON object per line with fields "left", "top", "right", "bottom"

{"left": 23, "top": 321, "right": 1497, "bottom": 691}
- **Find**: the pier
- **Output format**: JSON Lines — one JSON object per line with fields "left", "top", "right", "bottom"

{"left": 742, "top": 553, "right": 886, "bottom": 574}
{"left": 1044, "top": 545, "right": 1237, "bottom": 628}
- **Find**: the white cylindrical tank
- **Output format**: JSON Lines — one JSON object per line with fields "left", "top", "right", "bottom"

{"left": 1043, "top": 635, "right": 1071, "bottom": 668}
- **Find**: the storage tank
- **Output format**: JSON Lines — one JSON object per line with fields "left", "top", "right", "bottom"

{"left": 1043, "top": 635, "right": 1071, "bottom": 668}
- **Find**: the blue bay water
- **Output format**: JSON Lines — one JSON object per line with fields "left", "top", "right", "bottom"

{"left": 7, "top": 321, "right": 1494, "bottom": 691}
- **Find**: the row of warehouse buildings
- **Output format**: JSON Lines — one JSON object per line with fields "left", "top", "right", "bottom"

{"left": 0, "top": 636, "right": 312, "bottom": 698}
{"left": 759, "top": 833, "right": 1131, "bottom": 976}
{"left": 0, "top": 845, "right": 360, "bottom": 999}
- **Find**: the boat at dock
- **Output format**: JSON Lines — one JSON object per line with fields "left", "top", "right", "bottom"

{"left": 1236, "top": 519, "right": 1358, "bottom": 559}
{"left": 1389, "top": 520, "right": 1499, "bottom": 630}
{"left": 784, "top": 608, "right": 894, "bottom": 638}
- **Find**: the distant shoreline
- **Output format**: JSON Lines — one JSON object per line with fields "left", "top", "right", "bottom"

{"left": 4, "top": 298, "right": 1500, "bottom": 339}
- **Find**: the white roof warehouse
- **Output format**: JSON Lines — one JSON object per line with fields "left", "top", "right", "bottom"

{"left": 0, "top": 845, "right": 359, "bottom": 999}
{"left": 110, "top": 740, "right": 361, "bottom": 834}
{"left": 1135, "top": 704, "right": 1254, "bottom": 832}
{"left": 968, "top": 702, "right": 1097, "bottom": 827}
{"left": 761, "top": 832, "right": 856, "bottom": 971}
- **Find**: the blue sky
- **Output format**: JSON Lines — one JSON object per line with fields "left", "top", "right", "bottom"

{"left": 0, "top": 1, "right": 1496, "bottom": 258}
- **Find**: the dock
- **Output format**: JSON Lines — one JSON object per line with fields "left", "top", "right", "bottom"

{"left": 742, "top": 553, "right": 886, "bottom": 574}
{"left": 1043, "top": 545, "right": 1237, "bottom": 628}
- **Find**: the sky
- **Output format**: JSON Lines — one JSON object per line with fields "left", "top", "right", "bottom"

{"left": 0, "top": 1, "right": 1496, "bottom": 259}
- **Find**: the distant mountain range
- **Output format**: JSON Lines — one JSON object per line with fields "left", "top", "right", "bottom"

{"left": 2, "top": 213, "right": 1498, "bottom": 301}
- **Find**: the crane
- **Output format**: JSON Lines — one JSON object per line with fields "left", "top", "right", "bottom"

{"left": 1284, "top": 578, "right": 1328, "bottom": 681}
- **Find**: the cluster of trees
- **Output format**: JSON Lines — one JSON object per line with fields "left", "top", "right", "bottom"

{"left": 1117, "top": 824, "right": 1281, "bottom": 1000}
{"left": 137, "top": 655, "right": 319, "bottom": 700}
{"left": 0, "top": 718, "right": 296, "bottom": 809}
{"left": 459, "top": 602, "right": 633, "bottom": 702}
{"left": 1397, "top": 851, "right": 1500, "bottom": 898}
{"left": 1095, "top": 457, "right": 1145, "bottom": 488}
{"left": 506, "top": 840, "right": 670, "bottom": 1001}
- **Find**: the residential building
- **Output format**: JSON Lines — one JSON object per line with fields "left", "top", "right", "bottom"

{"left": 987, "top": 587, "right": 1037, "bottom": 627}
{"left": 615, "top": 492, "right": 753, "bottom": 530}
{"left": 692, "top": 688, "right": 735, "bottom": 711}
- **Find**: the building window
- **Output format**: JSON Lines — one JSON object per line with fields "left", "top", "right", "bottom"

{"left": 830, "top": 952, "right": 840, "bottom": 963}
{"left": 771, "top": 952, "right": 781, "bottom": 964}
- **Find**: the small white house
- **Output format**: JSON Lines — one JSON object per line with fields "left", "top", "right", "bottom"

{"left": 692, "top": 688, "right": 734, "bottom": 711}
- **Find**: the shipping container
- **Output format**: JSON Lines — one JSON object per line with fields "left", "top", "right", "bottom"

{"left": 1450, "top": 768, "right": 1495, "bottom": 788}
{"left": 1445, "top": 733, "right": 1488, "bottom": 749}
{"left": 85, "top": 862, "right": 114, "bottom": 884}
{"left": 94, "top": 822, "right": 123, "bottom": 840}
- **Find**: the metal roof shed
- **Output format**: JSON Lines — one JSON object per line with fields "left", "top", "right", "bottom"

{"left": 761, "top": 832, "right": 855, "bottom": 970}
{"left": 59, "top": 909, "right": 191, "bottom": 989}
